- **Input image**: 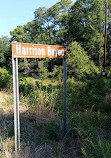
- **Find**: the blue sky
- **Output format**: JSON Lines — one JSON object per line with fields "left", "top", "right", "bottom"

{"left": 0, "top": 0, "right": 76, "bottom": 37}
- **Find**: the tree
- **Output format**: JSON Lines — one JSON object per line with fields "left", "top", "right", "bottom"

{"left": 0, "top": 36, "right": 11, "bottom": 67}
{"left": 10, "top": 26, "right": 27, "bottom": 42}
{"left": 68, "top": 0, "right": 111, "bottom": 67}
{"left": 67, "top": 41, "right": 99, "bottom": 79}
{"left": 34, "top": 0, "right": 72, "bottom": 45}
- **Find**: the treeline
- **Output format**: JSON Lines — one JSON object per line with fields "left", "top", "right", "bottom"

{"left": 0, "top": 0, "right": 111, "bottom": 78}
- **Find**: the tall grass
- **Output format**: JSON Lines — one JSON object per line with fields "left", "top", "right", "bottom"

{"left": 1, "top": 68, "right": 111, "bottom": 157}
{"left": 81, "top": 139, "right": 111, "bottom": 158}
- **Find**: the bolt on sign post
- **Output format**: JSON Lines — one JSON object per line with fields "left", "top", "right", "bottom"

{"left": 12, "top": 42, "right": 67, "bottom": 154}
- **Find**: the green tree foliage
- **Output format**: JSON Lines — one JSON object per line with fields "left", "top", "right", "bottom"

{"left": 34, "top": 0, "right": 72, "bottom": 45}
{"left": 10, "top": 26, "right": 27, "bottom": 42}
{"left": 10, "top": 0, "right": 72, "bottom": 45}
{"left": 68, "top": 0, "right": 111, "bottom": 66}
{"left": 7, "top": 0, "right": 111, "bottom": 76}
{"left": 67, "top": 41, "right": 99, "bottom": 79}
{"left": 10, "top": 0, "right": 72, "bottom": 75}
{"left": 0, "top": 36, "right": 11, "bottom": 67}
{"left": 0, "top": 67, "right": 12, "bottom": 89}
{"left": 107, "top": 0, "right": 111, "bottom": 66}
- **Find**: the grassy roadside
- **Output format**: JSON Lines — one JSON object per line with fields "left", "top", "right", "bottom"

{"left": 1, "top": 68, "right": 111, "bottom": 157}
{"left": 0, "top": 91, "right": 82, "bottom": 158}
{"left": 0, "top": 89, "right": 111, "bottom": 158}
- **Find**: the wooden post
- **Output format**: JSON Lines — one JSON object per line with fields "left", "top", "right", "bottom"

{"left": 63, "top": 58, "right": 67, "bottom": 137}
{"left": 12, "top": 57, "right": 20, "bottom": 154}
{"left": 103, "top": 0, "right": 108, "bottom": 75}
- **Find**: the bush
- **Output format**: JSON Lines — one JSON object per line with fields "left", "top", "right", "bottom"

{"left": 49, "top": 65, "right": 63, "bottom": 82}
{"left": 28, "top": 84, "right": 59, "bottom": 111}
{"left": 0, "top": 68, "right": 11, "bottom": 89}
{"left": 67, "top": 42, "right": 99, "bottom": 80}
{"left": 19, "top": 76, "right": 35, "bottom": 95}
{"left": 38, "top": 67, "right": 48, "bottom": 79}
{"left": 44, "top": 122, "right": 60, "bottom": 140}
{"left": 66, "top": 77, "right": 111, "bottom": 113}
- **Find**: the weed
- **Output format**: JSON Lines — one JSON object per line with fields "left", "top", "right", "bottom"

{"left": 81, "top": 139, "right": 111, "bottom": 158}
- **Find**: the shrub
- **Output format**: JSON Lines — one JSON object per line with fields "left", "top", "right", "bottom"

{"left": 0, "top": 68, "right": 11, "bottom": 89}
{"left": 38, "top": 67, "right": 48, "bottom": 79}
{"left": 49, "top": 65, "right": 63, "bottom": 83}
{"left": 44, "top": 122, "right": 60, "bottom": 140}
{"left": 19, "top": 77, "right": 35, "bottom": 95}
{"left": 67, "top": 42, "right": 99, "bottom": 80}
{"left": 66, "top": 77, "right": 111, "bottom": 113}
{"left": 28, "top": 84, "right": 59, "bottom": 112}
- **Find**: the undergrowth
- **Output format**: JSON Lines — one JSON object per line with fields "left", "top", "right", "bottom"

{"left": 1, "top": 68, "right": 111, "bottom": 157}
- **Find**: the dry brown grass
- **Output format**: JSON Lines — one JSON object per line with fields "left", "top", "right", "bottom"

{"left": 0, "top": 91, "right": 81, "bottom": 158}
{"left": 33, "top": 145, "right": 54, "bottom": 158}
{"left": 0, "top": 91, "right": 12, "bottom": 106}
{"left": 0, "top": 91, "right": 29, "bottom": 114}
{"left": 0, "top": 91, "right": 60, "bottom": 158}
{"left": 0, "top": 137, "right": 14, "bottom": 158}
{"left": 0, "top": 91, "right": 13, "bottom": 115}
{"left": 26, "top": 107, "right": 60, "bottom": 125}
{"left": 0, "top": 90, "right": 60, "bottom": 126}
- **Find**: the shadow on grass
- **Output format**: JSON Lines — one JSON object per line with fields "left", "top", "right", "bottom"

{"left": 0, "top": 110, "right": 60, "bottom": 143}
{"left": 0, "top": 108, "right": 85, "bottom": 158}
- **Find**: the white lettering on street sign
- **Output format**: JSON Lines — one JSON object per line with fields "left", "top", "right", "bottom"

{"left": 12, "top": 42, "right": 66, "bottom": 58}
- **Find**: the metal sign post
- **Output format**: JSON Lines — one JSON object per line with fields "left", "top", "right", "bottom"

{"left": 12, "top": 57, "right": 20, "bottom": 154}
{"left": 12, "top": 42, "right": 67, "bottom": 154}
